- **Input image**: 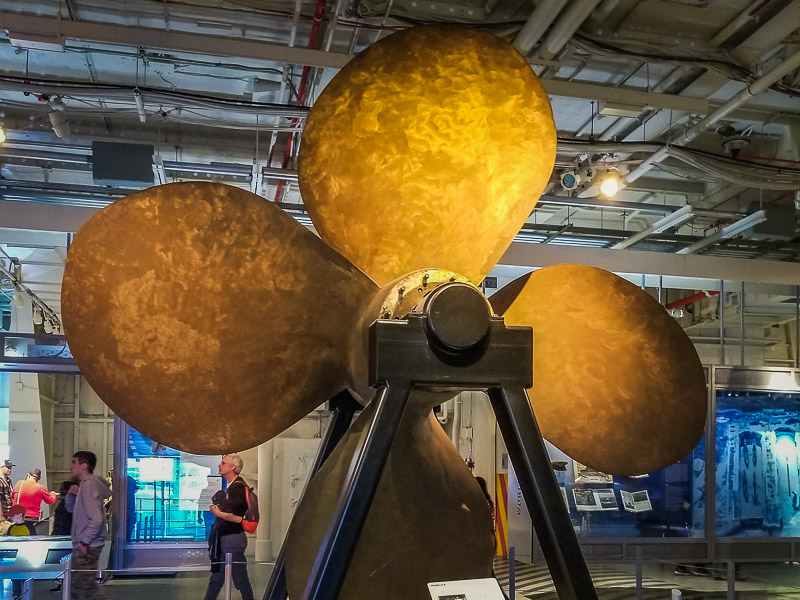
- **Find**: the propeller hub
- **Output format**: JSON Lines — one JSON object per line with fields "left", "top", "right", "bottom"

{"left": 423, "top": 283, "right": 492, "bottom": 352}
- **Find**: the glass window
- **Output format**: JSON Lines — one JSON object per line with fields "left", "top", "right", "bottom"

{"left": 715, "top": 390, "right": 800, "bottom": 537}
{"left": 126, "top": 427, "right": 220, "bottom": 542}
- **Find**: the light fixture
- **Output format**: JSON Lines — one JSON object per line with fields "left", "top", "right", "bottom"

{"left": 43, "top": 319, "right": 53, "bottom": 334}
{"left": 0, "top": 126, "right": 6, "bottom": 145}
{"left": 47, "top": 98, "right": 70, "bottom": 138}
{"left": 676, "top": 210, "right": 768, "bottom": 255}
{"left": 133, "top": 88, "right": 146, "bottom": 123}
{"left": 32, "top": 305, "right": 43, "bottom": 325}
{"left": 560, "top": 170, "right": 578, "bottom": 191}
{"left": 12, "top": 288, "right": 24, "bottom": 308}
{"left": 599, "top": 169, "right": 621, "bottom": 198}
{"left": 612, "top": 205, "right": 697, "bottom": 250}
{"left": 52, "top": 321, "right": 61, "bottom": 334}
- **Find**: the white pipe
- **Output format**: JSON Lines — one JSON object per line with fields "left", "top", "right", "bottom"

{"left": 538, "top": 0, "right": 602, "bottom": 61}
{"left": 625, "top": 50, "right": 800, "bottom": 185}
{"left": 512, "top": 0, "right": 568, "bottom": 55}
{"left": 592, "top": 0, "right": 623, "bottom": 22}
{"left": 451, "top": 396, "right": 461, "bottom": 449}
{"left": 681, "top": 50, "right": 800, "bottom": 142}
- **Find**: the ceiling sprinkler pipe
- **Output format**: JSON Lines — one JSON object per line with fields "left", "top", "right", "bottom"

{"left": 666, "top": 290, "right": 720, "bottom": 310}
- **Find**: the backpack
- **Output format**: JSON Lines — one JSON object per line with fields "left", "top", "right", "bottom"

{"left": 241, "top": 484, "right": 259, "bottom": 534}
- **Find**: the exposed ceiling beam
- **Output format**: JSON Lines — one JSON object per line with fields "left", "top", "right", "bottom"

{"left": 543, "top": 79, "right": 708, "bottom": 114}
{"left": 0, "top": 11, "right": 353, "bottom": 69}
{"left": 500, "top": 239, "right": 800, "bottom": 286}
{"left": 1, "top": 12, "right": 722, "bottom": 116}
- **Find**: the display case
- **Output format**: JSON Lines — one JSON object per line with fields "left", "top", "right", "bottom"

{"left": 551, "top": 436, "right": 705, "bottom": 540}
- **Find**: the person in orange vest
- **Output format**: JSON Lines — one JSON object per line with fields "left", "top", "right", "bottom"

{"left": 12, "top": 468, "right": 57, "bottom": 526}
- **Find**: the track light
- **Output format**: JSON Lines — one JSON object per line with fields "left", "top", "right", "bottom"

{"left": 52, "top": 321, "right": 61, "bottom": 334}
{"left": 33, "top": 305, "right": 43, "bottom": 325}
{"left": 43, "top": 319, "right": 53, "bottom": 334}
{"left": 599, "top": 169, "right": 620, "bottom": 198}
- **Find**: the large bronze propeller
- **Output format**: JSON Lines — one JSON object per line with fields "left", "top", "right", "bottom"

{"left": 62, "top": 25, "right": 706, "bottom": 600}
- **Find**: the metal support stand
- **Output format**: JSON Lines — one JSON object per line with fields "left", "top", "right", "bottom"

{"left": 296, "top": 283, "right": 599, "bottom": 600}
{"left": 262, "top": 390, "right": 361, "bottom": 600}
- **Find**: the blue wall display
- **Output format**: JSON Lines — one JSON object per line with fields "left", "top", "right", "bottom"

{"left": 715, "top": 391, "right": 800, "bottom": 537}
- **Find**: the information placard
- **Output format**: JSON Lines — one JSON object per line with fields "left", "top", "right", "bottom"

{"left": 428, "top": 577, "right": 506, "bottom": 600}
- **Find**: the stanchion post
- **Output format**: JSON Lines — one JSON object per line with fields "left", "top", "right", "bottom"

{"left": 727, "top": 560, "right": 735, "bottom": 600}
{"left": 635, "top": 547, "right": 643, "bottom": 600}
{"left": 62, "top": 557, "right": 71, "bottom": 600}
{"left": 224, "top": 552, "right": 233, "bottom": 600}
{"left": 508, "top": 546, "right": 515, "bottom": 600}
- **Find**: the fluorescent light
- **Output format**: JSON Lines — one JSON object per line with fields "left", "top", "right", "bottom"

{"left": 677, "top": 210, "right": 767, "bottom": 255}
{"left": 613, "top": 205, "right": 695, "bottom": 250}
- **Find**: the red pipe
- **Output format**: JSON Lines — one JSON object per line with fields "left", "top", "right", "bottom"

{"left": 272, "top": 0, "right": 328, "bottom": 202}
{"left": 666, "top": 290, "right": 719, "bottom": 310}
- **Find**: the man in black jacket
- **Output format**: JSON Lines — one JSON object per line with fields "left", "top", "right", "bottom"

{"left": 203, "top": 454, "right": 254, "bottom": 600}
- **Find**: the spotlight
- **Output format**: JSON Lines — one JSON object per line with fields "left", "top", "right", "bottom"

{"left": 43, "top": 319, "right": 53, "bottom": 334}
{"left": 599, "top": 169, "right": 620, "bottom": 198}
{"left": 33, "top": 306, "right": 43, "bottom": 325}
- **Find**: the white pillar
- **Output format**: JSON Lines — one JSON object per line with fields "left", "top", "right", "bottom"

{"left": 255, "top": 439, "right": 274, "bottom": 562}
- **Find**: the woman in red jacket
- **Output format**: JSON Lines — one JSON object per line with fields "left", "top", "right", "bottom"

{"left": 12, "top": 468, "right": 57, "bottom": 522}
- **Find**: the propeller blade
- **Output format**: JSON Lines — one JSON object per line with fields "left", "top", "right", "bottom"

{"left": 62, "top": 182, "right": 378, "bottom": 454}
{"left": 491, "top": 264, "right": 706, "bottom": 476}
{"left": 285, "top": 393, "right": 494, "bottom": 599}
{"left": 299, "top": 25, "right": 556, "bottom": 286}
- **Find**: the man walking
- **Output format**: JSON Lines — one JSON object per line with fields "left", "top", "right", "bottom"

{"left": 70, "top": 451, "right": 111, "bottom": 599}
{"left": 0, "top": 459, "right": 15, "bottom": 521}
{"left": 203, "top": 454, "right": 254, "bottom": 600}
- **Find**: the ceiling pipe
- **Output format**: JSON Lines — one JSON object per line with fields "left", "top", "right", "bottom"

{"left": 537, "top": 0, "right": 603, "bottom": 61}
{"left": 591, "top": 0, "right": 624, "bottom": 22}
{"left": 624, "top": 50, "right": 800, "bottom": 187}
{"left": 512, "top": 0, "right": 568, "bottom": 55}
